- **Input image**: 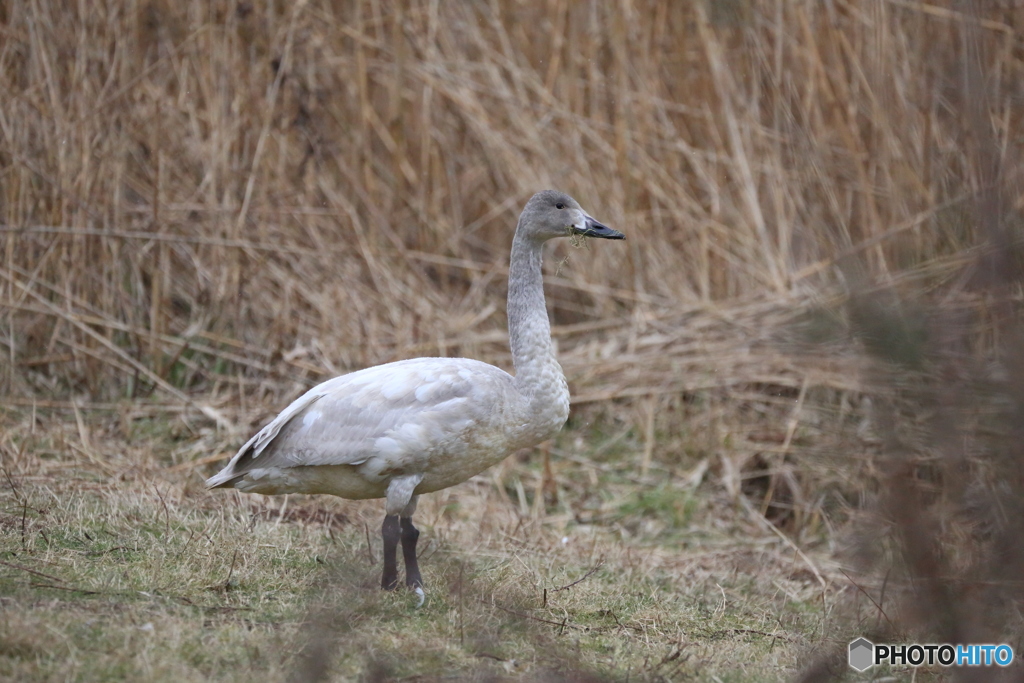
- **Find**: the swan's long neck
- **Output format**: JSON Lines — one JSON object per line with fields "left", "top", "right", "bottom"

{"left": 507, "top": 231, "right": 569, "bottom": 425}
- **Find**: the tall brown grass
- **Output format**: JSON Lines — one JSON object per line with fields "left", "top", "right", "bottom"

{"left": 3, "top": 1, "right": 1024, "bottom": 678}
{"left": 4, "top": 0, "right": 1014, "bottom": 402}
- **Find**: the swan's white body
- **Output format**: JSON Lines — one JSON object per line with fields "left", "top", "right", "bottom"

{"left": 205, "top": 356, "right": 568, "bottom": 502}
{"left": 206, "top": 190, "right": 623, "bottom": 590}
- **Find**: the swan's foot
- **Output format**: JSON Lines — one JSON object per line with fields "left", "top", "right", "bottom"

{"left": 412, "top": 585, "right": 426, "bottom": 608}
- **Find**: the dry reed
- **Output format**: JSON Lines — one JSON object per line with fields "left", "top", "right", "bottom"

{"left": 4, "top": 1, "right": 1013, "bottom": 407}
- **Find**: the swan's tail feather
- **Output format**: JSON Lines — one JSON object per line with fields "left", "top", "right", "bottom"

{"left": 205, "top": 470, "right": 244, "bottom": 489}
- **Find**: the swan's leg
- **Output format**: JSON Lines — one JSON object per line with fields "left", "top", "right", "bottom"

{"left": 400, "top": 517, "right": 421, "bottom": 587}
{"left": 400, "top": 495, "right": 421, "bottom": 588}
{"left": 381, "top": 514, "right": 401, "bottom": 590}
{"left": 382, "top": 476, "right": 424, "bottom": 592}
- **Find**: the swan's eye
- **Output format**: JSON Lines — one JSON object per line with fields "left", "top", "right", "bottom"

{"left": 555, "top": 203, "right": 565, "bottom": 209}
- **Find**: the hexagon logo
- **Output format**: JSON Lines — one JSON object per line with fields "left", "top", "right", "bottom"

{"left": 849, "top": 638, "right": 874, "bottom": 671}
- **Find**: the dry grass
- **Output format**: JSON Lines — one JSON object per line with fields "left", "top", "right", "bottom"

{"left": 1, "top": 409, "right": 839, "bottom": 681}
{"left": 3, "top": 0, "right": 1024, "bottom": 680}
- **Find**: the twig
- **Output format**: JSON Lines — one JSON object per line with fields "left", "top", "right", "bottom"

{"left": 0, "top": 559, "right": 65, "bottom": 584}
{"left": 551, "top": 561, "right": 604, "bottom": 592}
{"left": 473, "top": 652, "right": 509, "bottom": 662}
{"left": 20, "top": 500, "right": 27, "bottom": 552}
{"left": 1, "top": 464, "right": 20, "bottom": 499}
{"left": 225, "top": 550, "right": 239, "bottom": 590}
{"left": 706, "top": 627, "right": 794, "bottom": 643}
{"left": 477, "top": 598, "right": 583, "bottom": 631}
{"left": 153, "top": 484, "right": 171, "bottom": 539}
{"left": 739, "top": 495, "right": 828, "bottom": 589}
{"left": 840, "top": 568, "right": 896, "bottom": 633}
{"left": 29, "top": 583, "right": 102, "bottom": 595}
{"left": 85, "top": 546, "right": 129, "bottom": 556}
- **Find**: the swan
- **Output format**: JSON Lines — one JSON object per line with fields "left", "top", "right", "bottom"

{"left": 206, "top": 190, "right": 624, "bottom": 594}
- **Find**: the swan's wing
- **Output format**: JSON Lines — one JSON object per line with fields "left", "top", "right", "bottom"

{"left": 205, "top": 358, "right": 513, "bottom": 487}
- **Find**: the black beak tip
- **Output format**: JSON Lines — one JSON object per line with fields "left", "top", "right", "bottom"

{"left": 579, "top": 219, "right": 625, "bottom": 240}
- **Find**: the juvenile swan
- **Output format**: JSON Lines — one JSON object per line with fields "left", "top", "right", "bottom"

{"left": 206, "top": 191, "right": 624, "bottom": 592}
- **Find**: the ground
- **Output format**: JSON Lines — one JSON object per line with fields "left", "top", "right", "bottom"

{"left": 0, "top": 408, "right": 852, "bottom": 682}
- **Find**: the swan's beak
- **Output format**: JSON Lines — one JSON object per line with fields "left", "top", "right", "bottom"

{"left": 573, "top": 215, "right": 625, "bottom": 240}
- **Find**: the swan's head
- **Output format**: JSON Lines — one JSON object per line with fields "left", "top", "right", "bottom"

{"left": 517, "top": 190, "right": 624, "bottom": 242}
